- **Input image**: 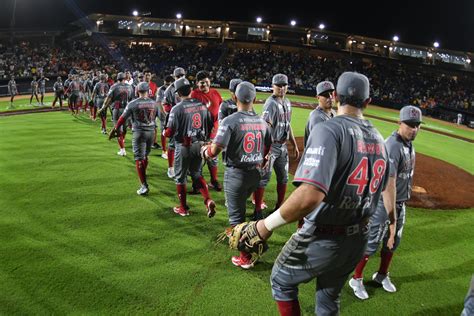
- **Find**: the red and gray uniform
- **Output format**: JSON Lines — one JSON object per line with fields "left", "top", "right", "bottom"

{"left": 31, "top": 80, "right": 39, "bottom": 95}
{"left": 303, "top": 106, "right": 336, "bottom": 147}
{"left": 156, "top": 85, "right": 167, "bottom": 131}
{"left": 259, "top": 94, "right": 292, "bottom": 187}
{"left": 166, "top": 98, "right": 213, "bottom": 184}
{"left": 107, "top": 82, "right": 134, "bottom": 133}
{"left": 83, "top": 79, "right": 94, "bottom": 101}
{"left": 366, "top": 131, "right": 416, "bottom": 255}
{"left": 270, "top": 115, "right": 390, "bottom": 315}
{"left": 8, "top": 80, "right": 17, "bottom": 96}
{"left": 92, "top": 82, "right": 109, "bottom": 108}
{"left": 53, "top": 81, "right": 64, "bottom": 97}
{"left": 118, "top": 97, "right": 158, "bottom": 160}
{"left": 68, "top": 80, "right": 82, "bottom": 103}
{"left": 64, "top": 79, "right": 72, "bottom": 97}
{"left": 214, "top": 111, "right": 272, "bottom": 226}
{"left": 163, "top": 83, "right": 181, "bottom": 150}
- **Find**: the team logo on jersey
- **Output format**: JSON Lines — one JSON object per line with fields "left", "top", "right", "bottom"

{"left": 306, "top": 146, "right": 325, "bottom": 156}
{"left": 303, "top": 157, "right": 320, "bottom": 168}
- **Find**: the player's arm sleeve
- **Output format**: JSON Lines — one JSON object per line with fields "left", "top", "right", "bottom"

{"left": 213, "top": 117, "right": 231, "bottom": 148}
{"left": 292, "top": 123, "right": 340, "bottom": 195}
{"left": 165, "top": 107, "right": 178, "bottom": 137}
{"left": 261, "top": 100, "right": 274, "bottom": 126}
{"left": 218, "top": 102, "right": 226, "bottom": 123}
{"left": 386, "top": 141, "right": 401, "bottom": 178}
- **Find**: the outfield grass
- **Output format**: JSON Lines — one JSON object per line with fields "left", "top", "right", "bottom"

{"left": 1, "top": 110, "right": 473, "bottom": 315}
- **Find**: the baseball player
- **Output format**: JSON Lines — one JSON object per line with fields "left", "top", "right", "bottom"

{"left": 349, "top": 105, "right": 421, "bottom": 300}
{"left": 190, "top": 70, "right": 224, "bottom": 191}
{"left": 163, "top": 77, "right": 216, "bottom": 217}
{"left": 109, "top": 82, "right": 158, "bottom": 195}
{"left": 66, "top": 75, "right": 83, "bottom": 115}
{"left": 303, "top": 80, "right": 336, "bottom": 147}
{"left": 7, "top": 76, "right": 18, "bottom": 109}
{"left": 52, "top": 77, "right": 65, "bottom": 108}
{"left": 142, "top": 71, "right": 161, "bottom": 150}
{"left": 64, "top": 74, "right": 73, "bottom": 112}
{"left": 253, "top": 74, "right": 300, "bottom": 219}
{"left": 156, "top": 75, "right": 175, "bottom": 159}
{"left": 218, "top": 79, "right": 243, "bottom": 123}
{"left": 457, "top": 113, "right": 463, "bottom": 125}
{"left": 98, "top": 72, "right": 134, "bottom": 156}
{"left": 91, "top": 74, "right": 110, "bottom": 131}
{"left": 162, "top": 67, "right": 186, "bottom": 178}
{"left": 84, "top": 73, "right": 94, "bottom": 117}
{"left": 38, "top": 74, "right": 49, "bottom": 106}
{"left": 247, "top": 72, "right": 390, "bottom": 315}
{"left": 30, "top": 76, "right": 40, "bottom": 106}
{"left": 202, "top": 81, "right": 272, "bottom": 267}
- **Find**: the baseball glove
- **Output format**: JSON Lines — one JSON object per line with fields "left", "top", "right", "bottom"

{"left": 108, "top": 127, "right": 118, "bottom": 140}
{"left": 225, "top": 221, "right": 268, "bottom": 263}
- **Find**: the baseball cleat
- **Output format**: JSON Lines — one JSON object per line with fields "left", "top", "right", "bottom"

{"left": 151, "top": 143, "right": 161, "bottom": 149}
{"left": 211, "top": 180, "right": 222, "bottom": 192}
{"left": 206, "top": 199, "right": 216, "bottom": 218}
{"left": 117, "top": 149, "right": 127, "bottom": 156}
{"left": 372, "top": 272, "right": 397, "bottom": 293}
{"left": 349, "top": 277, "right": 369, "bottom": 300}
{"left": 231, "top": 255, "right": 254, "bottom": 269}
{"left": 136, "top": 184, "right": 149, "bottom": 196}
{"left": 161, "top": 152, "right": 168, "bottom": 159}
{"left": 167, "top": 167, "right": 175, "bottom": 178}
{"left": 173, "top": 206, "right": 189, "bottom": 217}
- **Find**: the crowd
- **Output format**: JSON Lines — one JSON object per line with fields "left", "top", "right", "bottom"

{"left": 1, "top": 40, "right": 472, "bottom": 111}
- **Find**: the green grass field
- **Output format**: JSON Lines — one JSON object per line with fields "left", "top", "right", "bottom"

{"left": 1, "top": 92, "right": 473, "bottom": 315}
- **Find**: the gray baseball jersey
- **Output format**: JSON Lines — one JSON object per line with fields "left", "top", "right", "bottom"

{"left": 271, "top": 115, "right": 390, "bottom": 315}
{"left": 366, "top": 131, "right": 416, "bottom": 255}
{"left": 304, "top": 106, "right": 336, "bottom": 147}
{"left": 214, "top": 111, "right": 272, "bottom": 226}
{"left": 38, "top": 78, "right": 47, "bottom": 93}
{"left": 262, "top": 95, "right": 292, "bottom": 142}
{"left": 53, "top": 81, "right": 64, "bottom": 94}
{"left": 167, "top": 98, "right": 213, "bottom": 144}
{"left": 121, "top": 97, "right": 158, "bottom": 132}
{"left": 68, "top": 80, "right": 82, "bottom": 96}
{"left": 31, "top": 80, "right": 38, "bottom": 94}
{"left": 8, "top": 80, "right": 17, "bottom": 95}
{"left": 64, "top": 79, "right": 71, "bottom": 94}
{"left": 218, "top": 99, "right": 238, "bottom": 123}
{"left": 107, "top": 82, "right": 134, "bottom": 109}
{"left": 163, "top": 82, "right": 181, "bottom": 108}
{"left": 93, "top": 82, "right": 109, "bottom": 103}
{"left": 214, "top": 111, "right": 272, "bottom": 169}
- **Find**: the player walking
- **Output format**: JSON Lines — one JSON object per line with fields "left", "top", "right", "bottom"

{"left": 163, "top": 78, "right": 216, "bottom": 217}
{"left": 190, "top": 70, "right": 224, "bottom": 191}
{"left": 109, "top": 82, "right": 158, "bottom": 195}
{"left": 7, "top": 76, "right": 18, "bottom": 109}
{"left": 254, "top": 74, "right": 299, "bottom": 219}
{"left": 156, "top": 75, "right": 175, "bottom": 159}
{"left": 52, "top": 77, "right": 65, "bottom": 108}
{"left": 349, "top": 105, "right": 421, "bottom": 300}
{"left": 38, "top": 74, "right": 49, "bottom": 105}
{"left": 30, "top": 76, "right": 40, "bottom": 106}
{"left": 91, "top": 74, "right": 110, "bottom": 130}
{"left": 202, "top": 81, "right": 272, "bottom": 268}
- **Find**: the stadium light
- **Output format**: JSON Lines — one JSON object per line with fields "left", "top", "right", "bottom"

{"left": 433, "top": 41, "right": 440, "bottom": 48}
{"left": 393, "top": 35, "right": 399, "bottom": 42}
{"left": 176, "top": 13, "right": 182, "bottom": 19}
{"left": 290, "top": 20, "right": 296, "bottom": 26}
{"left": 256, "top": 17, "right": 262, "bottom": 23}
{"left": 466, "top": 58, "right": 471, "bottom": 64}
{"left": 319, "top": 23, "right": 325, "bottom": 30}
{"left": 132, "top": 10, "right": 139, "bottom": 17}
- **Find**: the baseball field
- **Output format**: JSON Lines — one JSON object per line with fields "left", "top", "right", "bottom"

{"left": 1, "top": 92, "right": 473, "bottom": 315}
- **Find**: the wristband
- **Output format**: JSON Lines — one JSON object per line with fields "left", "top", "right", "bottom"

{"left": 264, "top": 209, "right": 287, "bottom": 231}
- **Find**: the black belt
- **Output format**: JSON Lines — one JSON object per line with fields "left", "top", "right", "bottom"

{"left": 274, "top": 140, "right": 287, "bottom": 144}
{"left": 314, "top": 218, "right": 369, "bottom": 236}
{"left": 226, "top": 165, "right": 259, "bottom": 171}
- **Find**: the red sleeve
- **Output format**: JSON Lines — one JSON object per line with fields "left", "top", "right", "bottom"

{"left": 163, "top": 104, "right": 171, "bottom": 113}
{"left": 164, "top": 127, "right": 174, "bottom": 138}
{"left": 115, "top": 116, "right": 126, "bottom": 129}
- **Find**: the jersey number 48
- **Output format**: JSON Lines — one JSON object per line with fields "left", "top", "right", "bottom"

{"left": 347, "top": 157, "right": 386, "bottom": 195}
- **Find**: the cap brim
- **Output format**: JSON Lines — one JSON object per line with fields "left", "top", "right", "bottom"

{"left": 317, "top": 89, "right": 334, "bottom": 96}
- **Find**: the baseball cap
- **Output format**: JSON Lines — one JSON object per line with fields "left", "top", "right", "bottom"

{"left": 229, "top": 79, "right": 243, "bottom": 92}
{"left": 174, "top": 77, "right": 191, "bottom": 92}
{"left": 336, "top": 72, "right": 369, "bottom": 101}
{"left": 117, "top": 72, "right": 126, "bottom": 80}
{"left": 316, "top": 81, "right": 335, "bottom": 96}
{"left": 235, "top": 81, "right": 256, "bottom": 104}
{"left": 137, "top": 82, "right": 150, "bottom": 92}
{"left": 272, "top": 74, "right": 288, "bottom": 86}
{"left": 400, "top": 105, "right": 423, "bottom": 124}
{"left": 173, "top": 67, "right": 186, "bottom": 77}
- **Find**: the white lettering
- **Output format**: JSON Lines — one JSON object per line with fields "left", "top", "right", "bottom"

{"left": 303, "top": 157, "right": 320, "bottom": 168}
{"left": 306, "top": 146, "right": 326, "bottom": 156}
{"left": 240, "top": 153, "right": 263, "bottom": 163}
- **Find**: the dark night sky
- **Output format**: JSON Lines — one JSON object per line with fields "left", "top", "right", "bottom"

{"left": 1, "top": 0, "right": 473, "bottom": 52}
